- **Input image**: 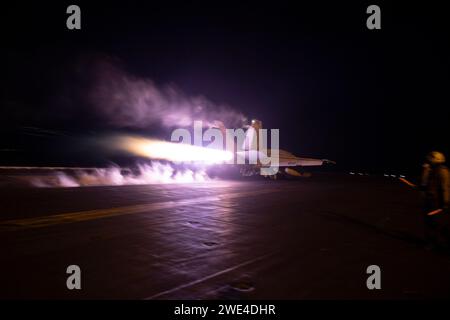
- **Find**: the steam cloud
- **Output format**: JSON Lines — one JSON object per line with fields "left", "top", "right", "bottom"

{"left": 89, "top": 61, "right": 246, "bottom": 129}
{"left": 32, "top": 163, "right": 210, "bottom": 188}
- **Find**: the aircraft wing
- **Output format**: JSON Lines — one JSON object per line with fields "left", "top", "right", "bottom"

{"left": 278, "top": 149, "right": 335, "bottom": 167}
{"left": 293, "top": 157, "right": 336, "bottom": 166}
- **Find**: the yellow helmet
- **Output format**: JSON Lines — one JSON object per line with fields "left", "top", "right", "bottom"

{"left": 427, "top": 151, "right": 446, "bottom": 164}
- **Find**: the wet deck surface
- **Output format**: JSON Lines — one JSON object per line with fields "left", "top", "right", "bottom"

{"left": 1, "top": 174, "right": 450, "bottom": 299}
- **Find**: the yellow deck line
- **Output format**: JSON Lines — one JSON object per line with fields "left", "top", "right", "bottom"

{"left": 0, "top": 188, "right": 277, "bottom": 230}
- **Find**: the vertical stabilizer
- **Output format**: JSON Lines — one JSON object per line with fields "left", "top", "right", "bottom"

{"left": 242, "top": 119, "right": 262, "bottom": 151}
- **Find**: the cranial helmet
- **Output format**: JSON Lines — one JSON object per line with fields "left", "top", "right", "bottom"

{"left": 427, "top": 151, "right": 446, "bottom": 165}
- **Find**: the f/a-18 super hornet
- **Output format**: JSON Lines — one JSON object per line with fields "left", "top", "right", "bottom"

{"left": 215, "top": 119, "right": 335, "bottom": 179}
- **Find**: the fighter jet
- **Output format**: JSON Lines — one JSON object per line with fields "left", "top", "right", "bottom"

{"left": 230, "top": 119, "right": 335, "bottom": 178}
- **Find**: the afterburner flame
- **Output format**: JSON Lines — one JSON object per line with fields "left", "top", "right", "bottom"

{"left": 115, "top": 136, "right": 233, "bottom": 164}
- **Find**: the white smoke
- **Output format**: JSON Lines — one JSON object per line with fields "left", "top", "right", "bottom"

{"left": 89, "top": 61, "right": 246, "bottom": 129}
{"left": 32, "top": 163, "right": 210, "bottom": 188}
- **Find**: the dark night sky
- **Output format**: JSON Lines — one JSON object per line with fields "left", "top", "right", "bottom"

{"left": 1, "top": 1, "right": 449, "bottom": 174}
